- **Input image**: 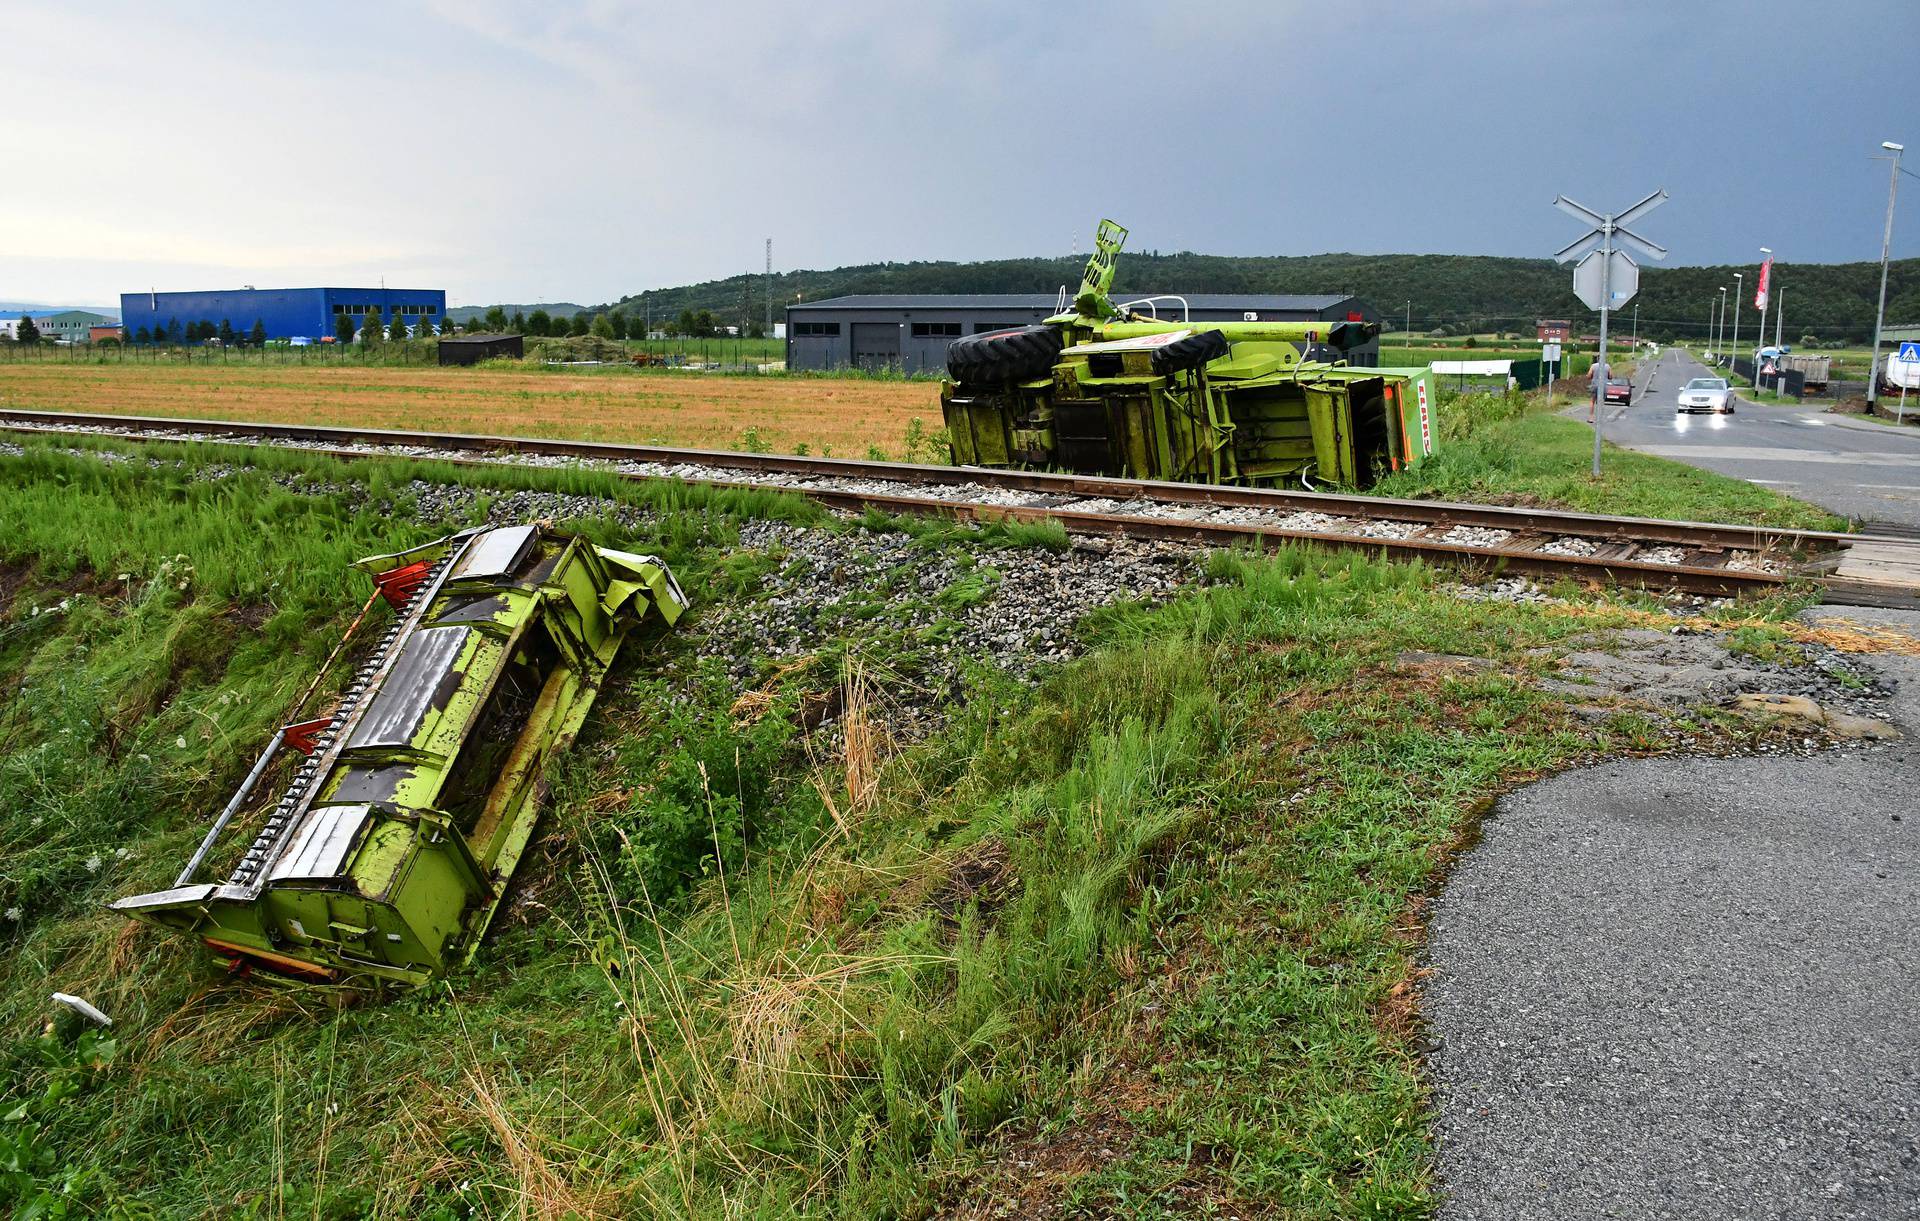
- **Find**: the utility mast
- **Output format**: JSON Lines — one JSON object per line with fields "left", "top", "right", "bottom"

{"left": 764, "top": 238, "right": 773, "bottom": 337}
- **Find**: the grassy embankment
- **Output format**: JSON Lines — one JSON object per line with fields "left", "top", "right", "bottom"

{"left": 1375, "top": 389, "right": 1847, "bottom": 531}
{"left": 0, "top": 433, "right": 1823, "bottom": 1217}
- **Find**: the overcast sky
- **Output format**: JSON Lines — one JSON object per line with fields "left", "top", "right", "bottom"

{"left": 4, "top": 0, "right": 1916, "bottom": 308}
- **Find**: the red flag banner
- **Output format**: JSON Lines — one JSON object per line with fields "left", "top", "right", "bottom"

{"left": 1754, "top": 256, "right": 1772, "bottom": 310}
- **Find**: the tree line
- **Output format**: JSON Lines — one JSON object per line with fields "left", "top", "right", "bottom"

{"left": 585, "top": 251, "right": 1920, "bottom": 346}
{"left": 450, "top": 305, "right": 764, "bottom": 340}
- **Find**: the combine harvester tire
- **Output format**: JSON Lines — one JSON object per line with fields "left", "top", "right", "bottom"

{"left": 947, "top": 325, "right": 1063, "bottom": 385}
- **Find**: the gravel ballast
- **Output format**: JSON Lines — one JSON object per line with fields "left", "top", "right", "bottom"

{"left": 0, "top": 421, "right": 1791, "bottom": 572}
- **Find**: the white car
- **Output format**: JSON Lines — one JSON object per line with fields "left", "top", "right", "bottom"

{"left": 1676, "top": 376, "right": 1734, "bottom": 414}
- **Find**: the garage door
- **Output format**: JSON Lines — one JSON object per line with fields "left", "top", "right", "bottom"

{"left": 851, "top": 323, "right": 900, "bottom": 373}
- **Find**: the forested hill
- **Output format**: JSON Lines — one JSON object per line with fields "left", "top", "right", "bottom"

{"left": 595, "top": 251, "right": 1920, "bottom": 343}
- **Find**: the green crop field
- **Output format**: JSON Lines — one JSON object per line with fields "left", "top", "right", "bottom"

{"left": 0, "top": 433, "right": 1834, "bottom": 1217}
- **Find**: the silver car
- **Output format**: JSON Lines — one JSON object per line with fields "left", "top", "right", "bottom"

{"left": 1676, "top": 376, "right": 1734, "bottom": 414}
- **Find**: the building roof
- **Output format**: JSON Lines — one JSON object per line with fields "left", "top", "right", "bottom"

{"left": 792, "top": 292, "right": 1359, "bottom": 312}
{"left": 123, "top": 287, "right": 442, "bottom": 296}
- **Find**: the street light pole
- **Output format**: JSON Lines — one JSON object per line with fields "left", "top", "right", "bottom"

{"left": 1754, "top": 247, "right": 1771, "bottom": 389}
{"left": 1868, "top": 141, "right": 1904, "bottom": 408}
{"left": 1405, "top": 299, "right": 1412, "bottom": 351}
{"left": 1632, "top": 303, "right": 1639, "bottom": 350}
{"left": 1731, "top": 272, "right": 1744, "bottom": 377}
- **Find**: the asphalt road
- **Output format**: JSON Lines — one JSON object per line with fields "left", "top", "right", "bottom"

{"left": 1588, "top": 347, "right": 1920, "bottom": 530}
{"left": 1426, "top": 609, "right": 1920, "bottom": 1219}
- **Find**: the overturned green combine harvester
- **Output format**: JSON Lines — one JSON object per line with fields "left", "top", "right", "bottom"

{"left": 113, "top": 523, "right": 687, "bottom": 985}
{"left": 943, "top": 220, "right": 1436, "bottom": 489}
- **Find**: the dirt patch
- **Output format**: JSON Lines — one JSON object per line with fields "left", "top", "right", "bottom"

{"left": 221, "top": 601, "right": 274, "bottom": 633}
{"left": 0, "top": 560, "right": 126, "bottom": 615}
{"left": 935, "top": 1114, "right": 1139, "bottom": 1219}
{"left": 932, "top": 837, "right": 1014, "bottom": 926}
{"left": 1540, "top": 627, "right": 1883, "bottom": 715}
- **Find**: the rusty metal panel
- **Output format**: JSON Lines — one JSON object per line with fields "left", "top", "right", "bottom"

{"left": 433, "top": 594, "right": 515, "bottom": 627}
{"left": 325, "top": 764, "right": 412, "bottom": 805}
{"left": 347, "top": 626, "right": 473, "bottom": 751}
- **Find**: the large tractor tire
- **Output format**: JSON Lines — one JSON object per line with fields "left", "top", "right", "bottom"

{"left": 946, "top": 325, "right": 1062, "bottom": 385}
{"left": 1149, "top": 328, "right": 1231, "bottom": 378}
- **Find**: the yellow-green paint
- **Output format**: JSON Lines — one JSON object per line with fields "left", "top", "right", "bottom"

{"left": 111, "top": 525, "right": 687, "bottom": 986}
{"left": 946, "top": 220, "right": 1433, "bottom": 489}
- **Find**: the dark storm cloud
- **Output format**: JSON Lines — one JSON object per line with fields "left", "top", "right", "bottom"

{"left": 2, "top": 0, "right": 1914, "bottom": 305}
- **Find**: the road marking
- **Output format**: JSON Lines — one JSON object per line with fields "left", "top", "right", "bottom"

{"left": 1633, "top": 445, "right": 1920, "bottom": 466}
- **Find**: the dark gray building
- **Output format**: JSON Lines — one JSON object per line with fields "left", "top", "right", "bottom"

{"left": 785, "top": 293, "right": 1380, "bottom": 374}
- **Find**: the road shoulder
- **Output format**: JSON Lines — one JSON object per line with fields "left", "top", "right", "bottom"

{"left": 1425, "top": 608, "right": 1920, "bottom": 1220}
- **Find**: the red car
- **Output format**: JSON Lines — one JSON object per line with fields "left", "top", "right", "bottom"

{"left": 1601, "top": 376, "right": 1632, "bottom": 406}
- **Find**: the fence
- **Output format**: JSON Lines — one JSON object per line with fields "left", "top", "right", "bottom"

{"left": 0, "top": 335, "right": 788, "bottom": 372}
{"left": 0, "top": 341, "right": 443, "bottom": 367}
{"left": 1709, "top": 355, "right": 1806, "bottom": 400}
{"left": 1757, "top": 369, "right": 1807, "bottom": 399}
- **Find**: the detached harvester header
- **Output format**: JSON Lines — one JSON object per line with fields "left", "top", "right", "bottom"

{"left": 113, "top": 524, "right": 686, "bottom": 985}
{"left": 942, "top": 219, "right": 1435, "bottom": 488}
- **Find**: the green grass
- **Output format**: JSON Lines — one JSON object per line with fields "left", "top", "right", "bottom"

{"left": 0, "top": 437, "right": 1814, "bottom": 1217}
{"left": 1848, "top": 405, "right": 1920, "bottom": 426}
{"left": 1374, "top": 390, "right": 1847, "bottom": 530}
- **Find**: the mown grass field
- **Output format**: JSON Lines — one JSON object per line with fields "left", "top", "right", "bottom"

{"left": 0, "top": 363, "right": 941, "bottom": 458}
{"left": 0, "top": 434, "right": 1826, "bottom": 1218}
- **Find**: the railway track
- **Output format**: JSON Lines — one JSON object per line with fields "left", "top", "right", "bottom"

{"left": 3, "top": 407, "right": 1918, "bottom": 604}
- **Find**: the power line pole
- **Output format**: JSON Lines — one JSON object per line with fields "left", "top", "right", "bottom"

{"left": 764, "top": 238, "right": 773, "bottom": 338}
{"left": 1868, "top": 141, "right": 1904, "bottom": 408}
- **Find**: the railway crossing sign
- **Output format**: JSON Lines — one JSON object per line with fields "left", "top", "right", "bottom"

{"left": 1573, "top": 250, "right": 1639, "bottom": 310}
{"left": 1899, "top": 341, "right": 1920, "bottom": 362}
{"left": 1552, "top": 187, "right": 1669, "bottom": 478}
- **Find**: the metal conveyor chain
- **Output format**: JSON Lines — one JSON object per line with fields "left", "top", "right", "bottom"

{"left": 226, "top": 552, "right": 453, "bottom": 887}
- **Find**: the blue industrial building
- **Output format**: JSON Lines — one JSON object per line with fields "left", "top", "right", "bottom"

{"left": 118, "top": 287, "right": 446, "bottom": 342}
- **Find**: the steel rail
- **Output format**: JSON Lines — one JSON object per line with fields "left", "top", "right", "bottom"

{"left": 0, "top": 407, "right": 1899, "bottom": 600}
{"left": 0, "top": 407, "right": 1864, "bottom": 552}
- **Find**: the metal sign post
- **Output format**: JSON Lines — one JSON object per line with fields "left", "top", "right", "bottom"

{"left": 1899, "top": 341, "right": 1920, "bottom": 423}
{"left": 1554, "top": 188, "right": 1669, "bottom": 477}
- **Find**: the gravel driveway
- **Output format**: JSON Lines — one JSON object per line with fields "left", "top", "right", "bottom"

{"left": 1425, "top": 608, "right": 1920, "bottom": 1220}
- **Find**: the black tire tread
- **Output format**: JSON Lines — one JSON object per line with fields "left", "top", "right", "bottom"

{"left": 1150, "top": 329, "right": 1231, "bottom": 378}
{"left": 947, "top": 326, "right": 1063, "bottom": 385}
